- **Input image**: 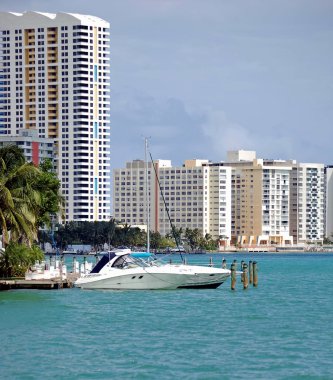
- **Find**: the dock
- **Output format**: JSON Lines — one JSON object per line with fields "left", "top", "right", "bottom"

{"left": 0, "top": 274, "right": 79, "bottom": 290}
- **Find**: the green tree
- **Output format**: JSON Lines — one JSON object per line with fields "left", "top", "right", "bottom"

{"left": 200, "top": 233, "right": 218, "bottom": 251}
{"left": 184, "top": 228, "right": 202, "bottom": 251}
{"left": 0, "top": 242, "right": 44, "bottom": 278}
{"left": 0, "top": 145, "right": 42, "bottom": 247}
{"left": 166, "top": 226, "right": 183, "bottom": 247}
{"left": 150, "top": 231, "right": 163, "bottom": 251}
{"left": 35, "top": 158, "right": 63, "bottom": 228}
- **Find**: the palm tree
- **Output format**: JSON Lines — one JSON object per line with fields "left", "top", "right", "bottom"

{"left": 0, "top": 145, "right": 42, "bottom": 247}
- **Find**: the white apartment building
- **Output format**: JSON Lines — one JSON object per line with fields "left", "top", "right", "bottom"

{"left": 0, "top": 11, "right": 111, "bottom": 221}
{"left": 290, "top": 163, "right": 325, "bottom": 243}
{"left": 325, "top": 166, "right": 333, "bottom": 240}
{"left": 202, "top": 164, "right": 232, "bottom": 243}
{"left": 224, "top": 152, "right": 325, "bottom": 245}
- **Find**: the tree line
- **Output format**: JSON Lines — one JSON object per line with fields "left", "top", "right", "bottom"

{"left": 48, "top": 222, "right": 220, "bottom": 253}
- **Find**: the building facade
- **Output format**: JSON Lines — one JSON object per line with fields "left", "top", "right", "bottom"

{"left": 205, "top": 154, "right": 294, "bottom": 246}
{"left": 113, "top": 151, "right": 326, "bottom": 246}
{"left": 290, "top": 163, "right": 325, "bottom": 244}
{"left": 113, "top": 159, "right": 154, "bottom": 229}
{"left": 0, "top": 128, "right": 54, "bottom": 165}
{"left": 202, "top": 163, "right": 232, "bottom": 241}
{"left": 113, "top": 159, "right": 232, "bottom": 240}
{"left": 0, "top": 11, "right": 111, "bottom": 221}
{"left": 325, "top": 166, "right": 333, "bottom": 240}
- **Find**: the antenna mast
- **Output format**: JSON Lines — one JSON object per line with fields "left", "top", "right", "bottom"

{"left": 145, "top": 137, "right": 150, "bottom": 253}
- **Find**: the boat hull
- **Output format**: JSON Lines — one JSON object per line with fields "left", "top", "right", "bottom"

{"left": 178, "top": 282, "right": 223, "bottom": 289}
{"left": 169, "top": 265, "right": 231, "bottom": 289}
{"left": 75, "top": 268, "right": 188, "bottom": 290}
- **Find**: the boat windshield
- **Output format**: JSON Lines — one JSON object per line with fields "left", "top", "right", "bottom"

{"left": 112, "top": 254, "right": 150, "bottom": 269}
{"left": 145, "top": 255, "right": 168, "bottom": 267}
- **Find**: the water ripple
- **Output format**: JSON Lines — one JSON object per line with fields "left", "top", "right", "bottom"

{"left": 1, "top": 254, "right": 333, "bottom": 379}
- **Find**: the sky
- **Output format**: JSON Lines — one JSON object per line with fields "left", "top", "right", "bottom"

{"left": 1, "top": 0, "right": 333, "bottom": 169}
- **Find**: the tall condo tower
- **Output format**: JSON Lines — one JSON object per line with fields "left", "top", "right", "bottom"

{"left": 0, "top": 11, "right": 111, "bottom": 221}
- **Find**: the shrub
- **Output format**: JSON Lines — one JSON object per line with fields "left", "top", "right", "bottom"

{"left": 0, "top": 242, "right": 44, "bottom": 278}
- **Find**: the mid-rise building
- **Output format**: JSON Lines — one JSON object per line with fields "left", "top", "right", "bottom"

{"left": 0, "top": 128, "right": 54, "bottom": 165}
{"left": 158, "top": 159, "right": 208, "bottom": 236}
{"left": 113, "top": 158, "right": 233, "bottom": 240}
{"left": 0, "top": 11, "right": 111, "bottom": 221}
{"left": 113, "top": 159, "right": 154, "bottom": 229}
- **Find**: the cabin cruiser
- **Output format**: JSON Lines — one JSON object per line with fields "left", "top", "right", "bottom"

{"left": 75, "top": 249, "right": 231, "bottom": 290}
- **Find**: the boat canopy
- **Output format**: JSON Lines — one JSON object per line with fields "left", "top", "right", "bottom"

{"left": 90, "top": 253, "right": 117, "bottom": 273}
{"left": 90, "top": 251, "right": 152, "bottom": 273}
{"left": 131, "top": 252, "right": 152, "bottom": 258}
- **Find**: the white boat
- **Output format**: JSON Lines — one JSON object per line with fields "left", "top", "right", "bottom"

{"left": 75, "top": 249, "right": 187, "bottom": 290}
{"left": 74, "top": 249, "right": 231, "bottom": 290}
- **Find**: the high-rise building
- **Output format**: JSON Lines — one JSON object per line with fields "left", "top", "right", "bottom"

{"left": 290, "top": 163, "right": 325, "bottom": 244}
{"left": 222, "top": 152, "right": 325, "bottom": 245}
{"left": 0, "top": 11, "right": 111, "bottom": 221}
{"left": 325, "top": 166, "right": 333, "bottom": 241}
{"left": 204, "top": 154, "right": 294, "bottom": 246}
{"left": 202, "top": 163, "right": 232, "bottom": 241}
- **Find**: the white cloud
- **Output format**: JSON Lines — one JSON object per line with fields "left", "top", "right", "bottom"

{"left": 200, "top": 110, "right": 254, "bottom": 157}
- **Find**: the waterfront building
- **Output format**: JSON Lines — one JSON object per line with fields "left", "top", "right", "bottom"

{"left": 113, "top": 159, "right": 155, "bottom": 230}
{"left": 325, "top": 166, "right": 333, "bottom": 240}
{"left": 158, "top": 159, "right": 207, "bottom": 236}
{"left": 204, "top": 152, "right": 294, "bottom": 246}
{"left": 202, "top": 163, "right": 232, "bottom": 242}
{"left": 113, "top": 151, "right": 326, "bottom": 246}
{"left": 0, "top": 11, "right": 111, "bottom": 221}
{"left": 113, "top": 158, "right": 233, "bottom": 241}
{"left": 289, "top": 163, "right": 325, "bottom": 244}
{"left": 0, "top": 128, "right": 54, "bottom": 165}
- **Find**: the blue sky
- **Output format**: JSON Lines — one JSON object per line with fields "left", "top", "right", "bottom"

{"left": 1, "top": 0, "right": 333, "bottom": 169}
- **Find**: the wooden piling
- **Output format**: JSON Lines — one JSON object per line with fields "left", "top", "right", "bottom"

{"left": 59, "top": 256, "right": 63, "bottom": 278}
{"left": 249, "top": 260, "right": 253, "bottom": 284}
{"left": 241, "top": 260, "right": 245, "bottom": 282}
{"left": 73, "top": 256, "right": 77, "bottom": 274}
{"left": 243, "top": 263, "right": 249, "bottom": 289}
{"left": 253, "top": 261, "right": 258, "bottom": 287}
{"left": 222, "top": 259, "right": 227, "bottom": 269}
{"left": 230, "top": 263, "right": 236, "bottom": 290}
{"left": 83, "top": 256, "right": 87, "bottom": 273}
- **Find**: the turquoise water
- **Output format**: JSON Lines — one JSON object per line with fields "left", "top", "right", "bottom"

{"left": 1, "top": 253, "right": 333, "bottom": 379}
